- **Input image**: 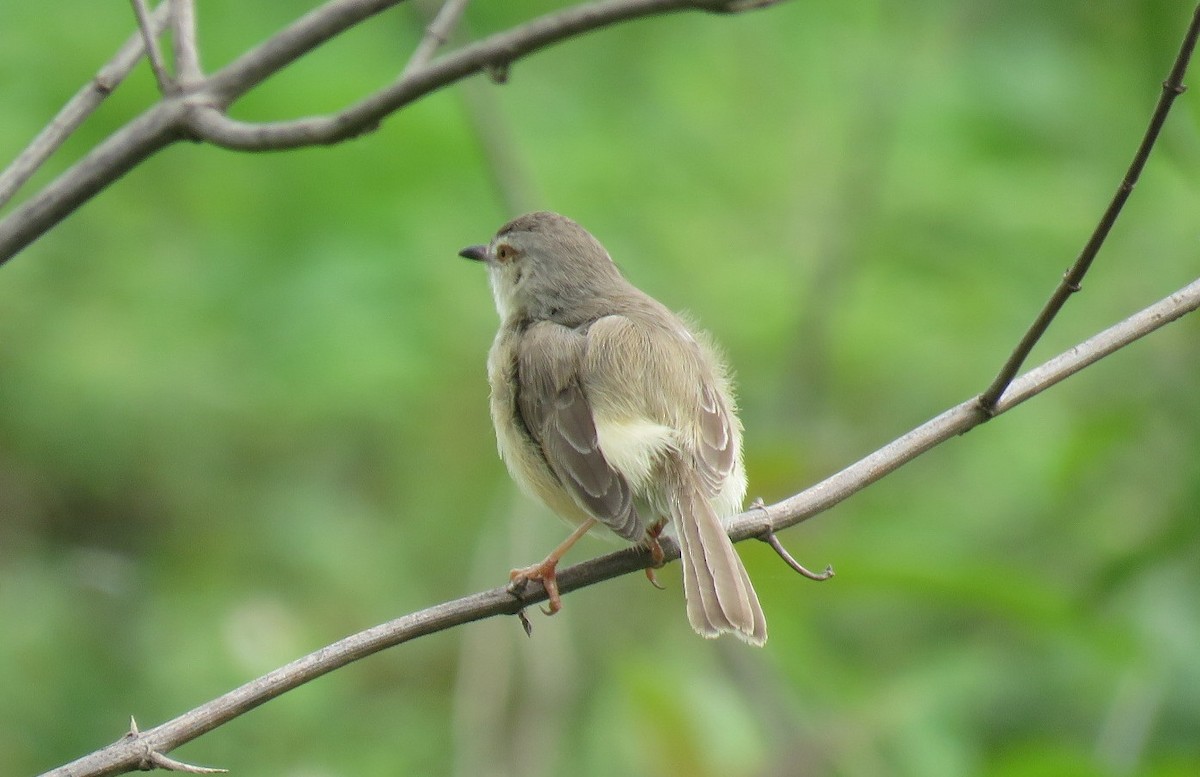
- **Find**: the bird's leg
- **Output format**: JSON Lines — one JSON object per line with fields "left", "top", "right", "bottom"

{"left": 510, "top": 518, "right": 597, "bottom": 616}
{"left": 643, "top": 519, "right": 667, "bottom": 590}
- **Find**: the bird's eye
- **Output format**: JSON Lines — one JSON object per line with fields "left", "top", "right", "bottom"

{"left": 496, "top": 244, "right": 517, "bottom": 263}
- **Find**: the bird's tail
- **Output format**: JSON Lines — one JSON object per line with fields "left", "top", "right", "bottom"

{"left": 669, "top": 469, "right": 766, "bottom": 646}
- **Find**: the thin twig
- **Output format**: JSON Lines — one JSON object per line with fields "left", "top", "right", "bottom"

{"left": 0, "top": 1, "right": 171, "bottom": 209}
{"left": 129, "top": 0, "right": 174, "bottom": 94}
{"left": 0, "top": 0, "right": 781, "bottom": 264}
{"left": 758, "top": 277, "right": 1200, "bottom": 536}
{"left": 200, "top": 0, "right": 777, "bottom": 106}
{"left": 402, "top": 0, "right": 472, "bottom": 78}
{"left": 978, "top": 3, "right": 1200, "bottom": 410}
{"left": 169, "top": 0, "right": 204, "bottom": 86}
{"left": 0, "top": 104, "right": 188, "bottom": 264}
{"left": 39, "top": 274, "right": 1200, "bottom": 777}
{"left": 190, "top": 0, "right": 782, "bottom": 149}
{"left": 761, "top": 531, "right": 834, "bottom": 580}
{"left": 750, "top": 498, "right": 833, "bottom": 579}
{"left": 201, "top": 0, "right": 411, "bottom": 107}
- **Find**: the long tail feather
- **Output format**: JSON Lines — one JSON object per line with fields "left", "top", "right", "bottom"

{"left": 670, "top": 470, "right": 766, "bottom": 646}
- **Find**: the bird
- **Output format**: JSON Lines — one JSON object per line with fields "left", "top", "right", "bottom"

{"left": 458, "top": 211, "right": 765, "bottom": 645}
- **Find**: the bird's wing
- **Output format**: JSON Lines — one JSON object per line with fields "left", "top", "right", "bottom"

{"left": 584, "top": 314, "right": 738, "bottom": 500}
{"left": 516, "top": 321, "right": 644, "bottom": 541}
{"left": 693, "top": 378, "right": 737, "bottom": 498}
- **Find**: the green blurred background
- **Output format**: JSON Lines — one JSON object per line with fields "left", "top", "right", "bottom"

{"left": 2, "top": 1, "right": 1199, "bottom": 775}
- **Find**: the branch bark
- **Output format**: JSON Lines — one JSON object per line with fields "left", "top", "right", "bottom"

{"left": 0, "top": 0, "right": 783, "bottom": 265}
{"left": 402, "top": 0, "right": 472, "bottom": 77}
{"left": 8, "top": 2, "right": 1199, "bottom": 775}
{"left": 0, "top": 1, "right": 172, "bottom": 210}
{"left": 978, "top": 3, "right": 1200, "bottom": 408}
{"left": 129, "top": 0, "right": 173, "bottom": 94}
{"left": 169, "top": 0, "right": 204, "bottom": 86}
{"left": 39, "top": 274, "right": 1200, "bottom": 777}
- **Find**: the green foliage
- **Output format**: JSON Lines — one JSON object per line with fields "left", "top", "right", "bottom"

{"left": 2, "top": 1, "right": 1199, "bottom": 775}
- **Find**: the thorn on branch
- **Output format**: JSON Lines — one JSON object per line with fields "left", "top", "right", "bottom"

{"left": 516, "top": 609, "right": 534, "bottom": 637}
{"left": 126, "top": 716, "right": 228, "bottom": 774}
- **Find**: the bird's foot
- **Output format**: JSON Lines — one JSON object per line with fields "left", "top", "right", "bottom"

{"left": 509, "top": 559, "right": 563, "bottom": 616}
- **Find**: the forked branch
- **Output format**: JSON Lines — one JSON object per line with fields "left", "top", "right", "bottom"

{"left": 0, "top": 1, "right": 171, "bottom": 209}
{"left": 0, "top": 0, "right": 786, "bottom": 265}
{"left": 977, "top": 3, "right": 1200, "bottom": 409}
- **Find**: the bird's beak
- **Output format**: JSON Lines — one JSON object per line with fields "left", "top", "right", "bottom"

{"left": 458, "top": 244, "right": 489, "bottom": 262}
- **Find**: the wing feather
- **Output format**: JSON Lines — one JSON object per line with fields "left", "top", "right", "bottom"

{"left": 516, "top": 322, "right": 644, "bottom": 541}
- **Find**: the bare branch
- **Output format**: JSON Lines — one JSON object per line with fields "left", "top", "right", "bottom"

{"left": 759, "top": 529, "right": 834, "bottom": 581}
{"left": 191, "top": 0, "right": 782, "bottom": 150}
{"left": 184, "top": 103, "right": 379, "bottom": 149}
{"left": 169, "top": 0, "right": 204, "bottom": 85}
{"left": 202, "top": 0, "right": 409, "bottom": 107}
{"left": 978, "top": 3, "right": 1200, "bottom": 409}
{"left": 201, "top": 0, "right": 780, "bottom": 107}
{"left": 0, "top": 1, "right": 171, "bottom": 209}
{"left": 403, "top": 0, "right": 472, "bottom": 78}
{"left": 127, "top": 717, "right": 227, "bottom": 775}
{"left": 129, "top": 0, "right": 174, "bottom": 94}
{"left": 39, "top": 274, "right": 1200, "bottom": 777}
{"left": 758, "top": 276, "right": 1200, "bottom": 537}
{"left": 0, "top": 0, "right": 781, "bottom": 264}
{"left": 0, "top": 104, "right": 186, "bottom": 263}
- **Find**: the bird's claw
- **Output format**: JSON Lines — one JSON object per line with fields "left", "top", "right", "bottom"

{"left": 644, "top": 567, "right": 666, "bottom": 590}
{"left": 509, "top": 562, "right": 563, "bottom": 616}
